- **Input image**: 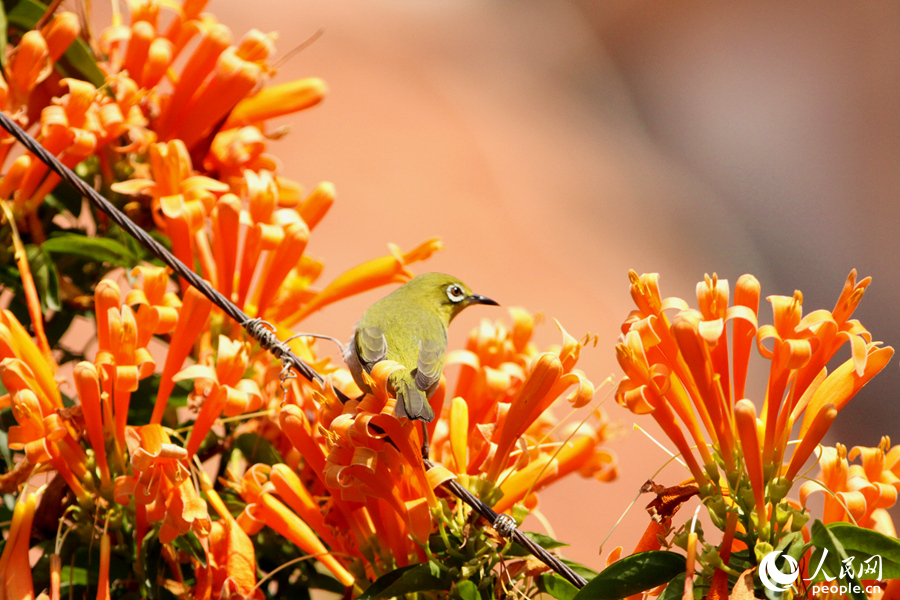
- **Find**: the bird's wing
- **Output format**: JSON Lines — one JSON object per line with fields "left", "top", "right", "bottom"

{"left": 392, "top": 373, "right": 435, "bottom": 422}
{"left": 357, "top": 326, "right": 387, "bottom": 371}
{"left": 414, "top": 338, "right": 444, "bottom": 392}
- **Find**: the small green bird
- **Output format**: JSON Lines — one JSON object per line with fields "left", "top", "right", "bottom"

{"left": 345, "top": 273, "right": 499, "bottom": 422}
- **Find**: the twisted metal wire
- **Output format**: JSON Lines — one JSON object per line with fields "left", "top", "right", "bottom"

{"left": 0, "top": 110, "right": 322, "bottom": 385}
{"left": 424, "top": 459, "right": 588, "bottom": 588}
{"left": 0, "top": 110, "right": 587, "bottom": 590}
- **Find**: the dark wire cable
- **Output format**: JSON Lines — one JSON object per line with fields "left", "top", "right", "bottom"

{"left": 0, "top": 110, "right": 322, "bottom": 384}
{"left": 0, "top": 110, "right": 586, "bottom": 590}
{"left": 425, "top": 458, "right": 588, "bottom": 588}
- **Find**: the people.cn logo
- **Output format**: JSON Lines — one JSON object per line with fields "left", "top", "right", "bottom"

{"left": 759, "top": 551, "right": 800, "bottom": 592}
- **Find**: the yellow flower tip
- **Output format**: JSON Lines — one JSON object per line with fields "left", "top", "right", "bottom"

{"left": 449, "top": 396, "right": 469, "bottom": 473}
{"left": 143, "top": 37, "right": 175, "bottom": 87}
{"left": 41, "top": 12, "right": 81, "bottom": 63}
{"left": 227, "top": 77, "right": 328, "bottom": 126}
{"left": 629, "top": 271, "right": 662, "bottom": 313}
{"left": 833, "top": 269, "right": 872, "bottom": 323}
{"left": 554, "top": 319, "right": 581, "bottom": 371}
{"left": 697, "top": 273, "right": 729, "bottom": 318}
{"left": 298, "top": 181, "right": 335, "bottom": 231}
{"left": 400, "top": 237, "right": 445, "bottom": 263}
{"left": 235, "top": 28, "right": 276, "bottom": 63}
{"left": 509, "top": 306, "right": 535, "bottom": 352}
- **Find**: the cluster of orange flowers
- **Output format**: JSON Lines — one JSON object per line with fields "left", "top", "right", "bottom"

{"left": 615, "top": 271, "right": 899, "bottom": 598}
{"left": 0, "top": 2, "right": 618, "bottom": 599}
{"left": 2, "top": 1, "right": 896, "bottom": 598}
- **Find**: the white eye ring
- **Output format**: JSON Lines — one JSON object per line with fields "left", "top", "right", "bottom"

{"left": 447, "top": 284, "right": 466, "bottom": 303}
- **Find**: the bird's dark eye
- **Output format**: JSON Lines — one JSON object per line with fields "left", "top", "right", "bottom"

{"left": 446, "top": 284, "right": 465, "bottom": 302}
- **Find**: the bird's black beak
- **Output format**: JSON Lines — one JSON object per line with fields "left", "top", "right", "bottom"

{"left": 467, "top": 294, "right": 500, "bottom": 306}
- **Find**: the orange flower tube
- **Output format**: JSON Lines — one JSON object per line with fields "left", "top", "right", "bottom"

{"left": 74, "top": 362, "right": 111, "bottom": 490}
{"left": 735, "top": 400, "right": 766, "bottom": 522}
{"left": 487, "top": 353, "right": 562, "bottom": 481}
{"left": 151, "top": 287, "right": 212, "bottom": 424}
{"left": 280, "top": 238, "right": 444, "bottom": 325}
{"left": 225, "top": 77, "right": 327, "bottom": 126}
{"left": 785, "top": 403, "right": 837, "bottom": 482}
{"left": 252, "top": 492, "right": 355, "bottom": 587}
{"left": 0, "top": 493, "right": 36, "bottom": 600}
{"left": 97, "top": 533, "right": 111, "bottom": 600}
{"left": 41, "top": 12, "right": 80, "bottom": 62}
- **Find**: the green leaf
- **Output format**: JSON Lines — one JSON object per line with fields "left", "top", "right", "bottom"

{"left": 0, "top": 1, "right": 8, "bottom": 69}
{"left": 43, "top": 308, "right": 77, "bottom": 349}
{"left": 810, "top": 521, "right": 866, "bottom": 600}
{"left": 427, "top": 559, "right": 441, "bottom": 578}
{"left": 296, "top": 570, "right": 345, "bottom": 594}
{"left": 128, "top": 374, "right": 191, "bottom": 429}
{"left": 6, "top": 0, "right": 43, "bottom": 28}
{"left": 819, "top": 522, "right": 900, "bottom": 579}
{"left": 40, "top": 244, "right": 60, "bottom": 310}
{"left": 57, "top": 37, "right": 105, "bottom": 87}
{"left": 234, "top": 432, "right": 283, "bottom": 466}
{"left": 658, "top": 572, "right": 686, "bottom": 600}
{"left": 506, "top": 531, "right": 570, "bottom": 556}
{"left": 43, "top": 184, "right": 84, "bottom": 218}
{"left": 26, "top": 243, "right": 61, "bottom": 312}
{"left": 355, "top": 563, "right": 451, "bottom": 600}
{"left": 0, "top": 417, "right": 11, "bottom": 470}
{"left": 538, "top": 573, "right": 579, "bottom": 600}
{"left": 43, "top": 234, "right": 139, "bottom": 268}
{"left": 561, "top": 559, "right": 598, "bottom": 582}
{"left": 171, "top": 531, "right": 207, "bottom": 567}
{"left": 572, "top": 551, "right": 686, "bottom": 600}
{"left": 59, "top": 565, "right": 92, "bottom": 588}
{"left": 456, "top": 579, "right": 480, "bottom": 600}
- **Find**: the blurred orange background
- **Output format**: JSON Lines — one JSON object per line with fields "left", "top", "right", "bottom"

{"left": 137, "top": 1, "right": 900, "bottom": 569}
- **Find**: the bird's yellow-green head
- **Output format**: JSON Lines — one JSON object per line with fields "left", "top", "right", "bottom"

{"left": 348, "top": 272, "right": 499, "bottom": 422}
{"left": 387, "top": 272, "right": 499, "bottom": 327}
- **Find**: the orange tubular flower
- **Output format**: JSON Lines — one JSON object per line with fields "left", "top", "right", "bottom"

{"left": 5, "top": 30, "right": 51, "bottom": 106}
{"left": 125, "top": 266, "right": 182, "bottom": 348}
{"left": 278, "top": 238, "right": 445, "bottom": 325}
{"left": 167, "top": 47, "right": 262, "bottom": 150}
{"left": 433, "top": 310, "right": 615, "bottom": 512}
{"left": 201, "top": 475, "right": 260, "bottom": 599}
{"left": 0, "top": 309, "right": 61, "bottom": 411}
{"left": 224, "top": 77, "right": 327, "bottom": 127}
{"left": 114, "top": 425, "right": 211, "bottom": 543}
{"left": 616, "top": 270, "right": 892, "bottom": 514}
{"left": 41, "top": 12, "right": 80, "bottom": 63}
{"left": 152, "top": 287, "right": 212, "bottom": 424}
{"left": 74, "top": 361, "right": 112, "bottom": 491}
{"left": 97, "top": 532, "right": 112, "bottom": 600}
{"left": 112, "top": 140, "right": 229, "bottom": 275}
{"left": 0, "top": 492, "right": 37, "bottom": 600}
{"left": 801, "top": 438, "right": 900, "bottom": 535}
{"left": 176, "top": 334, "right": 264, "bottom": 458}
{"left": 17, "top": 79, "right": 102, "bottom": 214}
{"left": 320, "top": 362, "right": 437, "bottom": 529}
{"left": 232, "top": 465, "right": 356, "bottom": 588}
{"left": 2, "top": 359, "right": 90, "bottom": 503}
{"left": 734, "top": 400, "right": 766, "bottom": 518}
{"left": 94, "top": 280, "right": 156, "bottom": 450}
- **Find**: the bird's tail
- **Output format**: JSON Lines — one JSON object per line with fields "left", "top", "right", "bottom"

{"left": 389, "top": 371, "right": 435, "bottom": 422}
